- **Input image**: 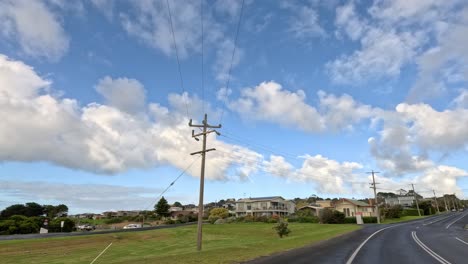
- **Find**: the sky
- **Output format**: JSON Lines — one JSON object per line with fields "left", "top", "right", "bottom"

{"left": 0, "top": 0, "right": 467, "bottom": 214}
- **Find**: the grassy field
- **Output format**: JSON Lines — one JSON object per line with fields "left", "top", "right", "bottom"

{"left": 382, "top": 215, "right": 428, "bottom": 224}
{"left": 0, "top": 223, "right": 360, "bottom": 264}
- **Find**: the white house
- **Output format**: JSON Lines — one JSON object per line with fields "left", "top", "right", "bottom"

{"left": 235, "top": 196, "right": 295, "bottom": 217}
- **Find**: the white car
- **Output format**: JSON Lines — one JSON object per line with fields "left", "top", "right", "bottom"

{"left": 123, "top": 224, "right": 141, "bottom": 229}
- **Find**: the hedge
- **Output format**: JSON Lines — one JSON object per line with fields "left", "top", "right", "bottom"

{"left": 344, "top": 216, "right": 378, "bottom": 224}
{"left": 402, "top": 208, "right": 423, "bottom": 216}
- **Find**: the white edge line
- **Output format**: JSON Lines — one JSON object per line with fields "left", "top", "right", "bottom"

{"left": 446, "top": 213, "right": 466, "bottom": 229}
{"left": 455, "top": 237, "right": 468, "bottom": 246}
{"left": 346, "top": 224, "right": 404, "bottom": 264}
{"left": 90, "top": 242, "right": 113, "bottom": 264}
{"left": 423, "top": 214, "right": 455, "bottom": 226}
{"left": 412, "top": 231, "right": 451, "bottom": 264}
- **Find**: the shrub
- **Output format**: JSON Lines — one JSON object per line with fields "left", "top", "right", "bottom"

{"left": 383, "top": 205, "right": 402, "bottom": 219}
{"left": 48, "top": 218, "right": 75, "bottom": 232}
{"left": 287, "top": 216, "right": 297, "bottom": 223}
{"left": 164, "top": 219, "right": 175, "bottom": 225}
{"left": 209, "top": 208, "right": 229, "bottom": 219}
{"left": 267, "top": 218, "right": 278, "bottom": 223}
{"left": 273, "top": 221, "right": 291, "bottom": 238}
{"left": 208, "top": 215, "right": 220, "bottom": 224}
{"left": 362, "top": 217, "right": 378, "bottom": 223}
{"left": 254, "top": 216, "right": 268, "bottom": 223}
{"left": 402, "top": 208, "right": 423, "bottom": 216}
{"left": 344, "top": 217, "right": 357, "bottom": 224}
{"left": 243, "top": 215, "right": 254, "bottom": 222}
{"left": 320, "top": 209, "right": 345, "bottom": 224}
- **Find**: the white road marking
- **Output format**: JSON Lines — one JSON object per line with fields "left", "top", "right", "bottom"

{"left": 446, "top": 213, "right": 467, "bottom": 229}
{"left": 346, "top": 224, "right": 404, "bottom": 264}
{"left": 455, "top": 237, "right": 468, "bottom": 246}
{"left": 423, "top": 214, "right": 455, "bottom": 226}
{"left": 412, "top": 231, "right": 451, "bottom": 264}
{"left": 90, "top": 242, "right": 113, "bottom": 264}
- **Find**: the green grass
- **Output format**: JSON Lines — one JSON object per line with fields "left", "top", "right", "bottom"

{"left": 382, "top": 215, "right": 428, "bottom": 224}
{"left": 0, "top": 223, "right": 360, "bottom": 264}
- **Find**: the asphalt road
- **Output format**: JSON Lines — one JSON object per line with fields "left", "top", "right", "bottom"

{"left": 246, "top": 212, "right": 468, "bottom": 264}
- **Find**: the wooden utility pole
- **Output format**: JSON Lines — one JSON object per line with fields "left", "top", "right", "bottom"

{"left": 189, "top": 114, "right": 221, "bottom": 251}
{"left": 411, "top": 184, "right": 421, "bottom": 216}
{"left": 432, "top": 190, "right": 440, "bottom": 214}
{"left": 443, "top": 195, "right": 449, "bottom": 211}
{"left": 367, "top": 170, "right": 380, "bottom": 224}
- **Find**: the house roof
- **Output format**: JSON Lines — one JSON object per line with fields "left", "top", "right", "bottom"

{"left": 297, "top": 205, "right": 323, "bottom": 211}
{"left": 342, "top": 198, "right": 373, "bottom": 207}
{"left": 237, "top": 196, "right": 285, "bottom": 202}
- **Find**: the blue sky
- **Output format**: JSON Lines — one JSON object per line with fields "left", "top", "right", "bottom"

{"left": 0, "top": 0, "right": 467, "bottom": 214}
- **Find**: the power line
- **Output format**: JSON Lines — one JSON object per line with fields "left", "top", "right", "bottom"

{"left": 201, "top": 0, "right": 205, "bottom": 114}
{"left": 219, "top": 0, "right": 246, "bottom": 124}
{"left": 144, "top": 157, "right": 200, "bottom": 211}
{"left": 165, "top": 0, "right": 189, "bottom": 118}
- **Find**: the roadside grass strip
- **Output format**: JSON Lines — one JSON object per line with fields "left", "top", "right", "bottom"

{"left": 90, "top": 242, "right": 113, "bottom": 264}
{"left": 445, "top": 213, "right": 467, "bottom": 229}
{"left": 411, "top": 232, "right": 451, "bottom": 264}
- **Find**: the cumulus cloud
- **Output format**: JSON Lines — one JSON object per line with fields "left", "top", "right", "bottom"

{"left": 224, "top": 81, "right": 377, "bottom": 132}
{"left": 0, "top": 54, "right": 260, "bottom": 180}
{"left": 453, "top": 89, "right": 468, "bottom": 108}
{"left": 416, "top": 165, "right": 467, "bottom": 196}
{"left": 297, "top": 155, "right": 363, "bottom": 194}
{"left": 95, "top": 76, "right": 146, "bottom": 114}
{"left": 0, "top": 0, "right": 69, "bottom": 61}
{"left": 328, "top": 0, "right": 466, "bottom": 89}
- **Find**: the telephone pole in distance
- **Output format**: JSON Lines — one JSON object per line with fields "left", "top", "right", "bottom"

{"left": 189, "top": 114, "right": 221, "bottom": 251}
{"left": 432, "top": 189, "right": 440, "bottom": 214}
{"left": 367, "top": 170, "right": 380, "bottom": 224}
{"left": 411, "top": 184, "right": 421, "bottom": 216}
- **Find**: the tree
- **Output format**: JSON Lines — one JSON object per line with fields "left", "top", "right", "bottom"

{"left": 209, "top": 208, "right": 229, "bottom": 219}
{"left": 173, "top": 201, "right": 183, "bottom": 208}
{"left": 155, "top": 197, "right": 170, "bottom": 217}
{"left": 24, "top": 203, "right": 44, "bottom": 217}
{"left": 1, "top": 204, "right": 27, "bottom": 218}
{"left": 273, "top": 221, "right": 290, "bottom": 238}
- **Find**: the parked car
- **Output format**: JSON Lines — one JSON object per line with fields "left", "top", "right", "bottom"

{"left": 77, "top": 224, "right": 95, "bottom": 231}
{"left": 123, "top": 224, "right": 141, "bottom": 229}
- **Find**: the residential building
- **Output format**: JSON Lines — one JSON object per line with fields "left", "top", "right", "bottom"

{"left": 385, "top": 196, "right": 415, "bottom": 207}
{"left": 315, "top": 200, "right": 334, "bottom": 208}
{"left": 296, "top": 205, "right": 323, "bottom": 216}
{"left": 169, "top": 210, "right": 197, "bottom": 220}
{"left": 235, "top": 196, "right": 295, "bottom": 217}
{"left": 334, "top": 198, "right": 375, "bottom": 217}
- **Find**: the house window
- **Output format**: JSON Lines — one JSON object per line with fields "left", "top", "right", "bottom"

{"left": 247, "top": 205, "right": 251, "bottom": 210}
{"left": 344, "top": 208, "right": 350, "bottom": 217}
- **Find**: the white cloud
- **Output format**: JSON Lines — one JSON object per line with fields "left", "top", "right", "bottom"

{"left": 335, "top": 2, "right": 366, "bottom": 41}
{"left": 327, "top": 27, "right": 422, "bottom": 84}
{"left": 226, "top": 81, "right": 325, "bottom": 132}
{"left": 95, "top": 76, "right": 146, "bottom": 114}
{"left": 453, "top": 89, "right": 468, "bottom": 108}
{"left": 297, "top": 155, "right": 363, "bottom": 194}
{"left": 0, "top": 54, "right": 261, "bottom": 180}
{"left": 416, "top": 165, "right": 467, "bottom": 196}
{"left": 90, "top": 0, "right": 114, "bottom": 20}
{"left": 0, "top": 0, "right": 69, "bottom": 61}
{"left": 224, "top": 81, "right": 377, "bottom": 132}
{"left": 282, "top": 1, "right": 325, "bottom": 39}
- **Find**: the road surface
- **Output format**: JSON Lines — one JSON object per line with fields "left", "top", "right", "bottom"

{"left": 246, "top": 212, "right": 468, "bottom": 264}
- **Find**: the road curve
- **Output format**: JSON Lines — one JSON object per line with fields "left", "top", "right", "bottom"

{"left": 245, "top": 212, "right": 468, "bottom": 264}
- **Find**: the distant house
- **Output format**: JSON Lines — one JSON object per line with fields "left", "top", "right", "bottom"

{"left": 296, "top": 205, "right": 323, "bottom": 216}
{"left": 334, "top": 198, "right": 375, "bottom": 217}
{"left": 169, "top": 207, "right": 183, "bottom": 212}
{"left": 235, "top": 196, "right": 295, "bottom": 217}
{"left": 315, "top": 200, "right": 334, "bottom": 209}
{"left": 169, "top": 210, "right": 197, "bottom": 220}
{"left": 385, "top": 196, "right": 415, "bottom": 207}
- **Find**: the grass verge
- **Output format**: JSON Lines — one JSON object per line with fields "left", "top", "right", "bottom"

{"left": 382, "top": 215, "right": 428, "bottom": 224}
{"left": 0, "top": 223, "right": 360, "bottom": 264}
